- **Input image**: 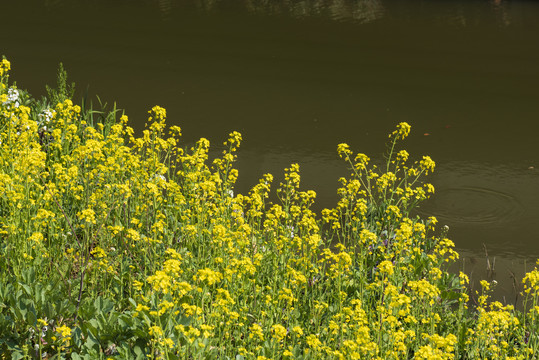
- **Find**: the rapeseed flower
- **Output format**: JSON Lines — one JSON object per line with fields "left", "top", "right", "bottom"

{"left": 378, "top": 260, "right": 394, "bottom": 276}
{"left": 0, "top": 58, "right": 10, "bottom": 76}
{"left": 390, "top": 122, "right": 411, "bottom": 140}
{"left": 55, "top": 325, "right": 71, "bottom": 342}
{"left": 9, "top": 56, "right": 539, "bottom": 358}
{"left": 271, "top": 324, "right": 287, "bottom": 342}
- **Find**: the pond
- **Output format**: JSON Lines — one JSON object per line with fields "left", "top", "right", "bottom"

{"left": 2, "top": 0, "right": 539, "bottom": 302}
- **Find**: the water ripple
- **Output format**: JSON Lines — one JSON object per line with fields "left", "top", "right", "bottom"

{"left": 423, "top": 186, "right": 523, "bottom": 225}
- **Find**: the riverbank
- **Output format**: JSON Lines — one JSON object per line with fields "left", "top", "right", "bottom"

{"left": 1, "top": 58, "right": 538, "bottom": 359}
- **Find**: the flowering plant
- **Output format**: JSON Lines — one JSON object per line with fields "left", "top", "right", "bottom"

{"left": 0, "top": 57, "right": 537, "bottom": 359}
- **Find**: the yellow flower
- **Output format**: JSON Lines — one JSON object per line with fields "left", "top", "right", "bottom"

{"left": 354, "top": 153, "right": 370, "bottom": 170}
{"left": 200, "top": 324, "right": 214, "bottom": 338}
{"left": 523, "top": 268, "right": 539, "bottom": 293}
{"left": 90, "top": 246, "right": 106, "bottom": 258}
{"left": 378, "top": 260, "right": 394, "bottom": 276}
{"left": 292, "top": 326, "right": 303, "bottom": 336}
{"left": 147, "top": 270, "right": 172, "bottom": 294}
{"left": 414, "top": 344, "right": 444, "bottom": 359}
{"left": 272, "top": 324, "right": 288, "bottom": 342}
{"left": 55, "top": 325, "right": 71, "bottom": 341}
{"left": 337, "top": 143, "right": 352, "bottom": 158}
{"left": 161, "top": 337, "right": 174, "bottom": 349}
{"left": 28, "top": 232, "right": 44, "bottom": 244}
{"left": 133, "top": 280, "right": 143, "bottom": 291}
{"left": 390, "top": 122, "right": 411, "bottom": 140}
{"left": 249, "top": 323, "right": 264, "bottom": 341}
{"left": 149, "top": 325, "right": 164, "bottom": 338}
{"left": 0, "top": 58, "right": 10, "bottom": 76}
{"left": 196, "top": 268, "right": 222, "bottom": 286}
{"left": 396, "top": 149, "right": 409, "bottom": 163}
{"left": 305, "top": 334, "right": 322, "bottom": 351}
{"left": 78, "top": 208, "right": 96, "bottom": 225}
{"left": 419, "top": 155, "right": 435, "bottom": 173}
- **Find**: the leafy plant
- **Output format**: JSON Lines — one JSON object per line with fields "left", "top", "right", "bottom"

{"left": 46, "top": 62, "right": 75, "bottom": 107}
{"left": 1, "top": 56, "right": 537, "bottom": 359}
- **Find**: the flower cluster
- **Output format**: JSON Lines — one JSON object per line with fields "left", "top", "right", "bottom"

{"left": 1, "top": 57, "right": 539, "bottom": 359}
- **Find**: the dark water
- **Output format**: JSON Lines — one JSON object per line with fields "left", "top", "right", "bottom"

{"left": 2, "top": 0, "right": 539, "bottom": 299}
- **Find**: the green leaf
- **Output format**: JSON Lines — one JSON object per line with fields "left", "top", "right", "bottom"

{"left": 88, "top": 319, "right": 100, "bottom": 332}
{"left": 118, "top": 314, "right": 133, "bottom": 328}
{"left": 72, "top": 327, "right": 83, "bottom": 348}
{"left": 26, "top": 303, "right": 37, "bottom": 326}
{"left": 84, "top": 331, "right": 101, "bottom": 353}
{"left": 19, "top": 283, "right": 31, "bottom": 296}
{"left": 11, "top": 351, "right": 24, "bottom": 360}
{"left": 6, "top": 344, "right": 24, "bottom": 360}
{"left": 133, "top": 344, "right": 145, "bottom": 360}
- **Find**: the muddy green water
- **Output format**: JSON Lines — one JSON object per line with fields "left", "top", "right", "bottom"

{"left": 2, "top": 0, "right": 539, "bottom": 301}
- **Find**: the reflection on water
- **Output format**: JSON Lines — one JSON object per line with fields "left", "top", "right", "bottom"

{"left": 157, "top": 0, "right": 174, "bottom": 18}
{"left": 491, "top": 0, "right": 512, "bottom": 27}
{"left": 154, "top": 0, "right": 385, "bottom": 23}
{"left": 146, "top": 0, "right": 521, "bottom": 26}
{"left": 36, "top": 0, "right": 524, "bottom": 27}
{"left": 242, "top": 0, "right": 385, "bottom": 23}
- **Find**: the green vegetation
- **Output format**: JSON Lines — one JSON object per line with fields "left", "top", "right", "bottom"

{"left": 2, "top": 57, "right": 539, "bottom": 359}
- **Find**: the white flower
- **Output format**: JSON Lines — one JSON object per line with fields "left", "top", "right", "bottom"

{"left": 286, "top": 225, "right": 296, "bottom": 239}
{"left": 7, "top": 88, "right": 18, "bottom": 101}
{"left": 150, "top": 174, "right": 167, "bottom": 184}
{"left": 3, "top": 88, "right": 20, "bottom": 107}
{"left": 38, "top": 108, "right": 54, "bottom": 124}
